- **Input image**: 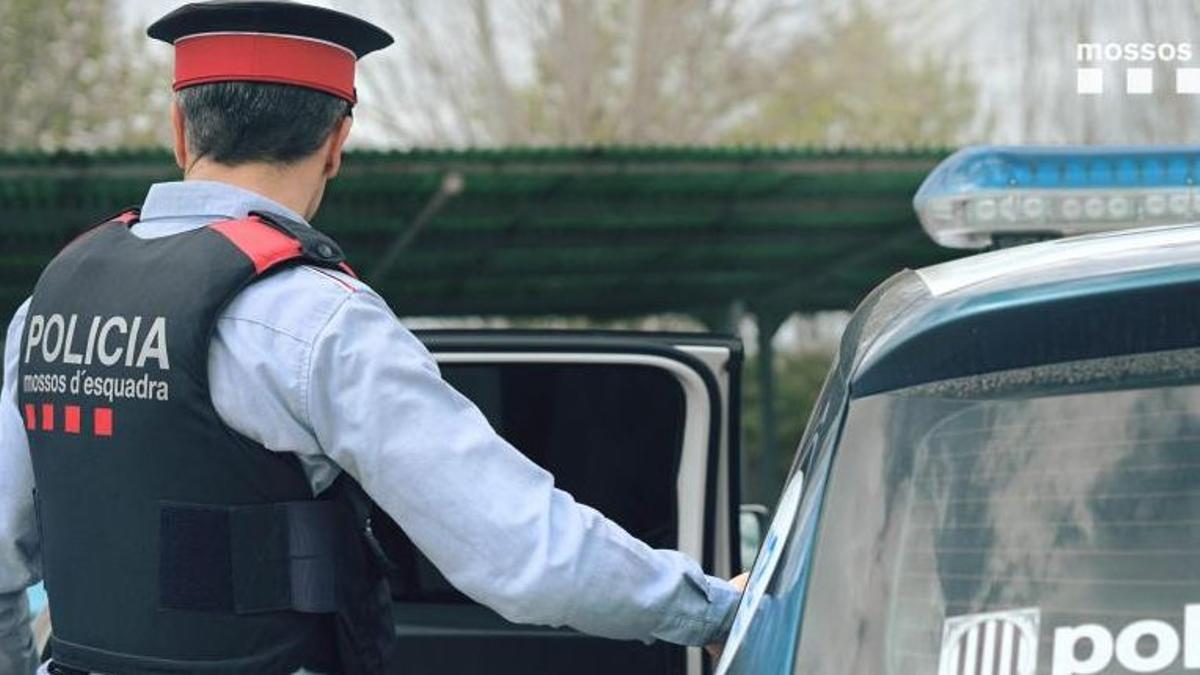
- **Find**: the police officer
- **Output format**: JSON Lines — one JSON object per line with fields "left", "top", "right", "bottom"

{"left": 0, "top": 2, "right": 743, "bottom": 674}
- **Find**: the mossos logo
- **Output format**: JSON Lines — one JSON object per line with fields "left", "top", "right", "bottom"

{"left": 939, "top": 608, "right": 1040, "bottom": 675}
{"left": 1075, "top": 41, "right": 1198, "bottom": 94}
{"left": 1076, "top": 42, "right": 1193, "bottom": 63}
{"left": 940, "top": 606, "right": 1200, "bottom": 675}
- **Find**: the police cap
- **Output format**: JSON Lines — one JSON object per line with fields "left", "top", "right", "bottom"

{"left": 148, "top": 1, "right": 393, "bottom": 105}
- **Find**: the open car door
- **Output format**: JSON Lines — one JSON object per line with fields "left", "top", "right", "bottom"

{"left": 376, "top": 331, "right": 742, "bottom": 675}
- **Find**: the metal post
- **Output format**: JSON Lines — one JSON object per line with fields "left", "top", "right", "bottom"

{"left": 368, "top": 172, "right": 464, "bottom": 284}
{"left": 725, "top": 299, "right": 746, "bottom": 336}
{"left": 757, "top": 312, "right": 784, "bottom": 502}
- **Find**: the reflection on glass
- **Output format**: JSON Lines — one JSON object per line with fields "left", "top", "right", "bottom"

{"left": 791, "top": 384, "right": 1200, "bottom": 675}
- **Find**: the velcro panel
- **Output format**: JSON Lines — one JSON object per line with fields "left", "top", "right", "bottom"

{"left": 229, "top": 503, "right": 293, "bottom": 614}
{"left": 160, "top": 501, "right": 341, "bottom": 615}
{"left": 159, "top": 504, "right": 235, "bottom": 611}
{"left": 281, "top": 501, "right": 340, "bottom": 613}
{"left": 228, "top": 501, "right": 340, "bottom": 614}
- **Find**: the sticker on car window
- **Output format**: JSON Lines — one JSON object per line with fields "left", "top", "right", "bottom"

{"left": 715, "top": 472, "right": 805, "bottom": 675}
{"left": 938, "top": 607, "right": 1040, "bottom": 675}
{"left": 938, "top": 604, "right": 1200, "bottom": 675}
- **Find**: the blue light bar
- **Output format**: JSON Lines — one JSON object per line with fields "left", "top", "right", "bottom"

{"left": 914, "top": 145, "right": 1200, "bottom": 249}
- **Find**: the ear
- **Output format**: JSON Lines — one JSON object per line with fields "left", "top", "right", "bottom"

{"left": 323, "top": 116, "right": 353, "bottom": 179}
{"left": 171, "top": 99, "right": 188, "bottom": 171}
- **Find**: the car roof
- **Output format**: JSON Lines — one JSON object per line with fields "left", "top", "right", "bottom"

{"left": 915, "top": 222, "right": 1200, "bottom": 299}
{"left": 842, "top": 223, "right": 1200, "bottom": 397}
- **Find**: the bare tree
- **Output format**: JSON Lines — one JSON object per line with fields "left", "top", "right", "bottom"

{"left": 348, "top": 0, "right": 802, "bottom": 146}
{"left": 0, "top": 0, "right": 172, "bottom": 150}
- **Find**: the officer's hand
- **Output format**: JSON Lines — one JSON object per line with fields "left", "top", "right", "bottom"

{"left": 729, "top": 572, "right": 750, "bottom": 592}
{"left": 705, "top": 573, "right": 750, "bottom": 662}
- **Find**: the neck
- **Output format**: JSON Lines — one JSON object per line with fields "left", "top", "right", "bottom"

{"left": 185, "top": 159, "right": 320, "bottom": 220}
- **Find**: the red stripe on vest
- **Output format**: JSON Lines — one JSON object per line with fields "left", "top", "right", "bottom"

{"left": 210, "top": 217, "right": 303, "bottom": 275}
{"left": 40, "top": 404, "right": 54, "bottom": 431}
{"left": 93, "top": 408, "right": 113, "bottom": 437}
{"left": 23, "top": 404, "right": 35, "bottom": 431}
{"left": 64, "top": 405, "right": 81, "bottom": 434}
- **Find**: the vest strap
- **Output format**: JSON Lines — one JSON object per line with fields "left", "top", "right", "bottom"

{"left": 159, "top": 501, "right": 343, "bottom": 615}
{"left": 210, "top": 211, "right": 356, "bottom": 277}
{"left": 112, "top": 209, "right": 141, "bottom": 226}
{"left": 209, "top": 216, "right": 304, "bottom": 275}
{"left": 59, "top": 208, "right": 141, "bottom": 254}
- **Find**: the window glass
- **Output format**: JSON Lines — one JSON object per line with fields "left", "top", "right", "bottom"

{"left": 792, "top": 383, "right": 1200, "bottom": 674}
{"left": 376, "top": 363, "right": 687, "bottom": 603}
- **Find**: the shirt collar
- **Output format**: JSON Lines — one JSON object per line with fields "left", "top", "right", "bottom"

{"left": 138, "top": 180, "right": 310, "bottom": 231}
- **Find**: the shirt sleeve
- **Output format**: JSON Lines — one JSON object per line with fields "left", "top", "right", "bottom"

{"left": 304, "top": 290, "right": 739, "bottom": 646}
{"left": 0, "top": 299, "right": 42, "bottom": 675}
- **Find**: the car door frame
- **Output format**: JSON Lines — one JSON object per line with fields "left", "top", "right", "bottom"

{"left": 419, "top": 330, "right": 742, "bottom": 574}
{"left": 418, "top": 330, "right": 742, "bottom": 674}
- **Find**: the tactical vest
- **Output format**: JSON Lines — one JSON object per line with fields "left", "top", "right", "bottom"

{"left": 19, "top": 210, "right": 394, "bottom": 674}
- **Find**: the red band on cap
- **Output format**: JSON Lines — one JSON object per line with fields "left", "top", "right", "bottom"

{"left": 174, "top": 33, "right": 357, "bottom": 104}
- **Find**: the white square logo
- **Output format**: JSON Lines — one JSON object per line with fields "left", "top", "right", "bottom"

{"left": 1076, "top": 68, "right": 1103, "bottom": 94}
{"left": 939, "top": 607, "right": 1041, "bottom": 675}
{"left": 1126, "top": 67, "right": 1154, "bottom": 94}
{"left": 1177, "top": 67, "right": 1200, "bottom": 94}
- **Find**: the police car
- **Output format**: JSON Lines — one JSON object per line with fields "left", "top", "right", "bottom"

{"left": 715, "top": 146, "right": 1200, "bottom": 675}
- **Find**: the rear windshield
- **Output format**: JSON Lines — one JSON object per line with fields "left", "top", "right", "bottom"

{"left": 793, "top": 383, "right": 1200, "bottom": 675}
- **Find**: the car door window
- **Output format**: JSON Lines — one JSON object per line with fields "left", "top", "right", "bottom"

{"left": 376, "top": 363, "right": 686, "bottom": 602}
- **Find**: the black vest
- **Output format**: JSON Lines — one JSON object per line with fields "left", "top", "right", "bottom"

{"left": 19, "top": 210, "right": 393, "bottom": 674}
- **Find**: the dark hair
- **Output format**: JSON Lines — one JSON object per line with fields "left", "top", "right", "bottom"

{"left": 176, "top": 82, "right": 351, "bottom": 165}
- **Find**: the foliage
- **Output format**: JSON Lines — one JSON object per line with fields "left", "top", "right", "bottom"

{"left": 351, "top": 0, "right": 976, "bottom": 147}
{"left": 740, "top": 349, "right": 835, "bottom": 504}
{"left": 355, "top": 0, "right": 793, "bottom": 145}
{"left": 723, "top": 5, "right": 976, "bottom": 147}
{"left": 0, "top": 0, "right": 172, "bottom": 150}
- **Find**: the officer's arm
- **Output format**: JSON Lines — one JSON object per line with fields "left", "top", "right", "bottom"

{"left": 305, "top": 290, "right": 739, "bottom": 646}
{"left": 0, "top": 300, "right": 42, "bottom": 675}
